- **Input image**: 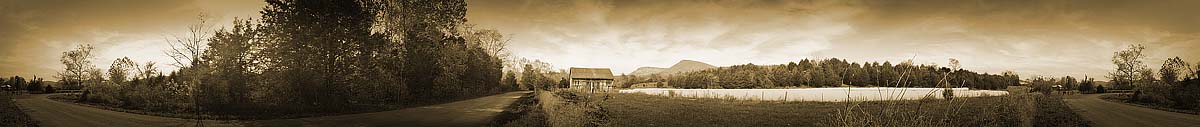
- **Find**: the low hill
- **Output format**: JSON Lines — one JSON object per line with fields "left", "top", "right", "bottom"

{"left": 629, "top": 60, "right": 716, "bottom": 76}
{"left": 630, "top": 67, "right": 667, "bottom": 76}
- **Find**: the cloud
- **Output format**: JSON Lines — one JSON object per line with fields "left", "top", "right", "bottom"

{"left": 0, "top": 0, "right": 264, "bottom": 79}
{"left": 468, "top": 0, "right": 1200, "bottom": 79}
{"left": 467, "top": 0, "right": 859, "bottom": 73}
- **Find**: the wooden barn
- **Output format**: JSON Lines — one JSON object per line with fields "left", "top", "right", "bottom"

{"left": 569, "top": 67, "right": 615, "bottom": 93}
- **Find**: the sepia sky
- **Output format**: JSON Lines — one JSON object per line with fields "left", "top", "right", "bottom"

{"left": 467, "top": 0, "right": 1200, "bottom": 79}
{"left": 2, "top": 0, "right": 1198, "bottom": 81}
{"left": 0, "top": 0, "right": 264, "bottom": 80}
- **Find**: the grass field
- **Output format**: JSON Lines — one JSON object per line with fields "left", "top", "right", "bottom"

{"left": 1100, "top": 93, "right": 1200, "bottom": 115}
{"left": 537, "top": 91, "right": 1089, "bottom": 127}
{"left": 1, "top": 92, "right": 40, "bottom": 127}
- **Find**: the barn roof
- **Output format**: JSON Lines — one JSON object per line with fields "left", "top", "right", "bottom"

{"left": 570, "top": 67, "right": 614, "bottom": 80}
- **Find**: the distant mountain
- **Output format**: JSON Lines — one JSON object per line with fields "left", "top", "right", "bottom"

{"left": 630, "top": 67, "right": 666, "bottom": 76}
{"left": 629, "top": 60, "right": 716, "bottom": 76}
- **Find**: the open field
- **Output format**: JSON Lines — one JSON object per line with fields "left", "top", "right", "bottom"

{"left": 538, "top": 91, "right": 1088, "bottom": 127}
{"left": 619, "top": 87, "right": 1009, "bottom": 102}
{"left": 1, "top": 92, "right": 39, "bottom": 127}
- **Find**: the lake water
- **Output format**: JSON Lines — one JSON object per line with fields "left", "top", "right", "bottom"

{"left": 617, "top": 87, "right": 1009, "bottom": 102}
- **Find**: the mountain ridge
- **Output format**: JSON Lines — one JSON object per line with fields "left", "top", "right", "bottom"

{"left": 628, "top": 60, "right": 716, "bottom": 76}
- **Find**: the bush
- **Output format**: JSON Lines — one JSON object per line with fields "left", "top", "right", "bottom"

{"left": 1133, "top": 82, "right": 1175, "bottom": 107}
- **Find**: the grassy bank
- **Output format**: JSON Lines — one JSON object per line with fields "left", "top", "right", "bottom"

{"left": 47, "top": 93, "right": 394, "bottom": 120}
{"left": 491, "top": 92, "right": 547, "bottom": 127}
{"left": 1, "top": 92, "right": 40, "bottom": 127}
{"left": 45, "top": 90, "right": 517, "bottom": 120}
{"left": 543, "top": 91, "right": 1089, "bottom": 127}
{"left": 1100, "top": 93, "right": 1199, "bottom": 115}
{"left": 541, "top": 91, "right": 609, "bottom": 127}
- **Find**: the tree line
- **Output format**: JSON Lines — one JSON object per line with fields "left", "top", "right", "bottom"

{"left": 0, "top": 76, "right": 53, "bottom": 93}
{"left": 667, "top": 58, "right": 1020, "bottom": 90}
{"left": 54, "top": 0, "right": 534, "bottom": 118}
{"left": 1108, "top": 44, "right": 1200, "bottom": 111}
{"left": 1025, "top": 75, "right": 1102, "bottom": 94}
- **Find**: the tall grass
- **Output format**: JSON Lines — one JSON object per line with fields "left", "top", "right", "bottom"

{"left": 1, "top": 92, "right": 40, "bottom": 127}
{"left": 830, "top": 58, "right": 1088, "bottom": 127}
{"left": 540, "top": 90, "right": 609, "bottom": 127}
{"left": 491, "top": 92, "right": 547, "bottom": 127}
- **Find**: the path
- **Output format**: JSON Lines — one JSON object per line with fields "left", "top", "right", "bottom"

{"left": 16, "top": 91, "right": 531, "bottom": 127}
{"left": 14, "top": 94, "right": 236, "bottom": 127}
{"left": 248, "top": 91, "right": 530, "bottom": 126}
{"left": 1063, "top": 93, "right": 1200, "bottom": 127}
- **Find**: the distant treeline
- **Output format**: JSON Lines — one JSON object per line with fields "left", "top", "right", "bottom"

{"left": 0, "top": 76, "right": 51, "bottom": 93}
{"left": 52, "top": 0, "right": 530, "bottom": 118}
{"left": 668, "top": 58, "right": 1020, "bottom": 90}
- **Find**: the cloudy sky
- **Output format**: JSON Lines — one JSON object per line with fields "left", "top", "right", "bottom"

{"left": 0, "top": 0, "right": 263, "bottom": 79}
{"left": 467, "top": 0, "right": 1200, "bottom": 79}
{"left": 1, "top": 0, "right": 1198, "bottom": 80}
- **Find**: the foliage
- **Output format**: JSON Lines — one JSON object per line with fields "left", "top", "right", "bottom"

{"left": 490, "top": 92, "right": 546, "bottom": 127}
{"left": 1078, "top": 77, "right": 1096, "bottom": 93}
{"left": 668, "top": 58, "right": 1019, "bottom": 90}
{"left": 1029, "top": 77, "right": 1056, "bottom": 95}
{"left": 67, "top": 0, "right": 519, "bottom": 119}
{"left": 1105, "top": 45, "right": 1200, "bottom": 112}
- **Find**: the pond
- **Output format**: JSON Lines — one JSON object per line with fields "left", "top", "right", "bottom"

{"left": 617, "top": 87, "right": 1009, "bottom": 102}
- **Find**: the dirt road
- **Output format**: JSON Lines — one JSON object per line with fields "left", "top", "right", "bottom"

{"left": 1064, "top": 93, "right": 1200, "bottom": 127}
{"left": 16, "top": 91, "right": 530, "bottom": 127}
{"left": 248, "top": 91, "right": 531, "bottom": 126}
{"left": 13, "top": 94, "right": 237, "bottom": 127}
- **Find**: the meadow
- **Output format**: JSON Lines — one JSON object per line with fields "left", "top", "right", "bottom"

{"left": 527, "top": 90, "right": 1089, "bottom": 127}
{"left": 618, "top": 87, "right": 1009, "bottom": 102}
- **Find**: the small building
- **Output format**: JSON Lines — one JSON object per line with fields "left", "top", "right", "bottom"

{"left": 569, "top": 67, "right": 615, "bottom": 93}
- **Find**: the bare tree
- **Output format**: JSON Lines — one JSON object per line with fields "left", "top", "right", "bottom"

{"left": 460, "top": 24, "right": 510, "bottom": 60}
{"left": 58, "top": 44, "right": 96, "bottom": 90}
{"left": 1109, "top": 44, "right": 1149, "bottom": 90}
{"left": 166, "top": 13, "right": 214, "bottom": 67}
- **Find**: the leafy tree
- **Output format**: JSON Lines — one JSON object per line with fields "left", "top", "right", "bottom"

{"left": 44, "top": 85, "right": 54, "bottom": 93}
{"left": 259, "top": 0, "right": 385, "bottom": 108}
{"left": 1160, "top": 57, "right": 1188, "bottom": 84}
{"left": 198, "top": 17, "right": 259, "bottom": 111}
{"left": 1079, "top": 77, "right": 1095, "bottom": 93}
{"left": 559, "top": 78, "right": 569, "bottom": 89}
{"left": 8, "top": 76, "right": 24, "bottom": 91}
{"left": 1062, "top": 76, "right": 1077, "bottom": 91}
{"left": 27, "top": 77, "right": 43, "bottom": 93}
{"left": 502, "top": 71, "right": 518, "bottom": 91}
{"left": 109, "top": 57, "right": 136, "bottom": 85}
{"left": 394, "top": 0, "right": 469, "bottom": 100}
